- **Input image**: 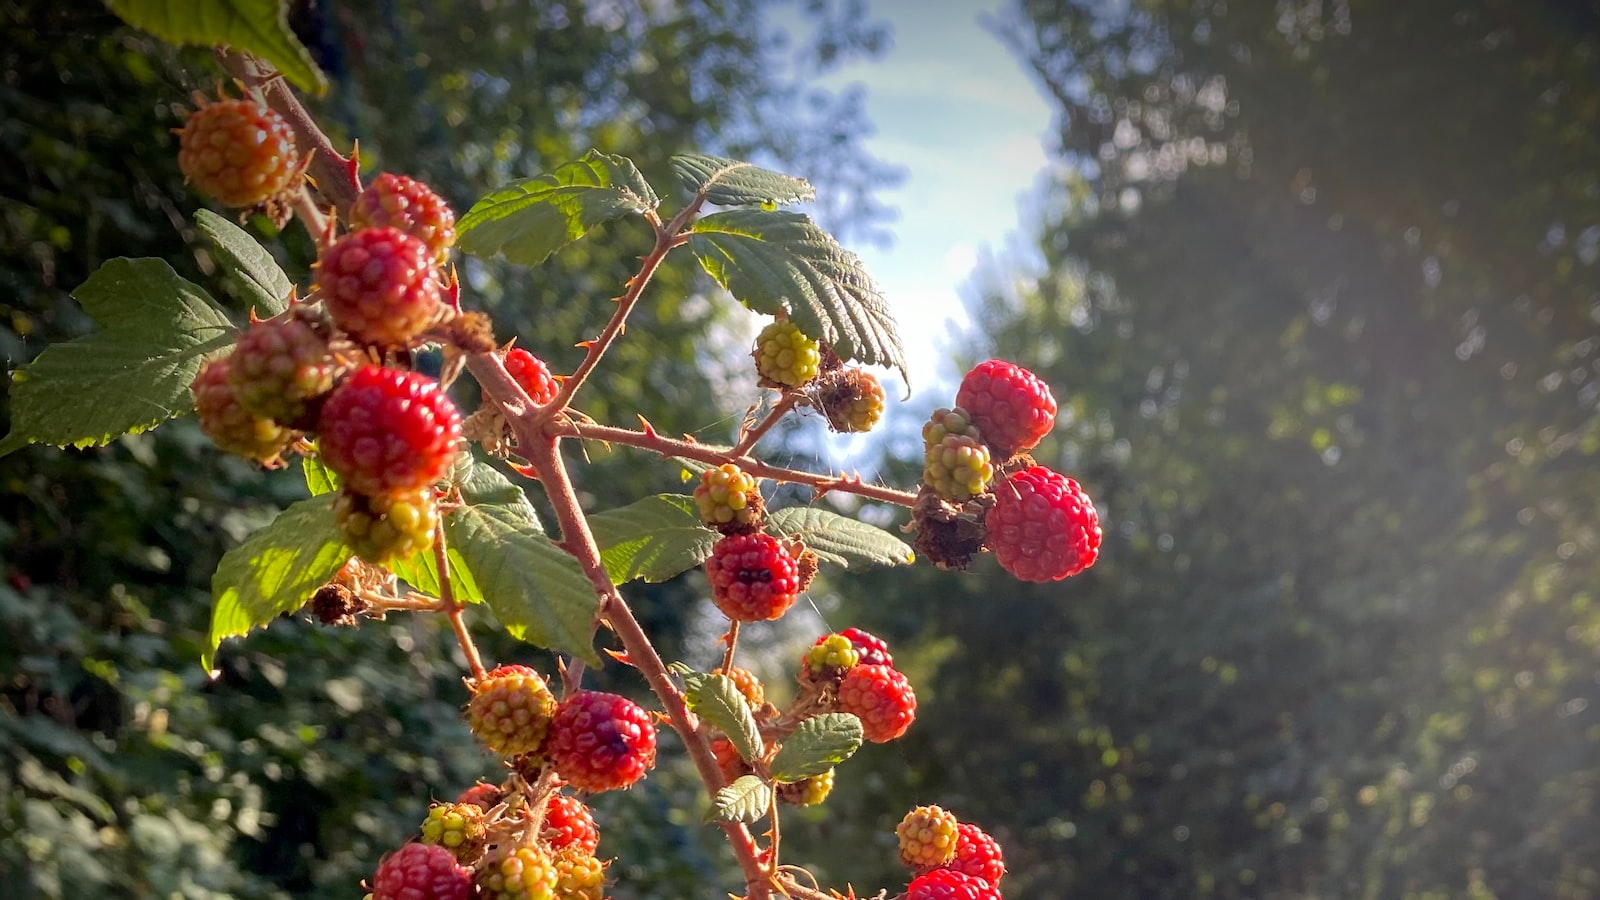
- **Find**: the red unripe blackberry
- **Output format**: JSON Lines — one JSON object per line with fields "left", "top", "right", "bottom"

{"left": 228, "top": 313, "right": 336, "bottom": 428}
{"left": 898, "top": 805, "right": 960, "bottom": 867}
{"left": 753, "top": 319, "right": 821, "bottom": 387}
{"left": 704, "top": 533, "right": 801, "bottom": 622}
{"left": 928, "top": 822, "right": 1006, "bottom": 887}
{"left": 336, "top": 488, "right": 438, "bottom": 565}
{"left": 351, "top": 173, "right": 458, "bottom": 264}
{"left": 986, "top": 465, "right": 1101, "bottom": 582}
{"left": 835, "top": 627, "right": 893, "bottom": 668}
{"left": 905, "top": 868, "right": 1001, "bottom": 900}
{"left": 370, "top": 842, "right": 474, "bottom": 900}
{"left": 476, "top": 846, "right": 558, "bottom": 900}
{"left": 502, "top": 347, "right": 559, "bottom": 406}
{"left": 177, "top": 97, "right": 300, "bottom": 207}
{"left": 317, "top": 227, "right": 441, "bottom": 347}
{"left": 466, "top": 665, "right": 559, "bottom": 757}
{"left": 955, "top": 359, "right": 1057, "bottom": 459}
{"left": 191, "top": 356, "right": 296, "bottom": 462}
{"left": 544, "top": 691, "right": 657, "bottom": 793}
{"left": 317, "top": 365, "right": 461, "bottom": 498}
{"left": 836, "top": 664, "right": 916, "bottom": 743}
{"left": 540, "top": 793, "right": 599, "bottom": 856}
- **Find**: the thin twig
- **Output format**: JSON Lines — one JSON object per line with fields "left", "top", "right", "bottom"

{"left": 730, "top": 392, "right": 801, "bottom": 457}
{"left": 435, "top": 517, "right": 486, "bottom": 680}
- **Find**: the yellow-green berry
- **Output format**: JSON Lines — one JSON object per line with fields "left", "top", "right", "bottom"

{"left": 897, "top": 804, "right": 960, "bottom": 868}
{"left": 550, "top": 850, "right": 607, "bottom": 900}
{"left": 923, "top": 433, "right": 994, "bottom": 501}
{"left": 777, "top": 768, "right": 835, "bottom": 807}
{"left": 754, "top": 319, "right": 822, "bottom": 387}
{"left": 466, "top": 665, "right": 559, "bottom": 757}
{"left": 818, "top": 368, "right": 886, "bottom": 433}
{"left": 476, "top": 845, "right": 558, "bottom": 900}
{"left": 335, "top": 488, "right": 439, "bottom": 565}
{"left": 693, "top": 463, "right": 761, "bottom": 530}
{"left": 420, "top": 801, "right": 488, "bottom": 863}
{"left": 804, "top": 634, "right": 860, "bottom": 675}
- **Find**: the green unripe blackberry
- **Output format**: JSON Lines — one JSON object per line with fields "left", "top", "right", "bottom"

{"left": 754, "top": 319, "right": 821, "bottom": 387}
{"left": 420, "top": 802, "right": 488, "bottom": 864}
{"left": 923, "top": 433, "right": 994, "bottom": 501}
{"left": 550, "top": 850, "right": 606, "bottom": 900}
{"left": 777, "top": 768, "right": 835, "bottom": 807}
{"left": 476, "top": 846, "right": 558, "bottom": 900}
{"left": 818, "top": 368, "right": 886, "bottom": 433}
{"left": 335, "top": 488, "right": 438, "bottom": 565}
{"left": 693, "top": 463, "right": 762, "bottom": 531}
{"left": 804, "top": 634, "right": 860, "bottom": 676}
{"left": 921, "top": 406, "right": 983, "bottom": 447}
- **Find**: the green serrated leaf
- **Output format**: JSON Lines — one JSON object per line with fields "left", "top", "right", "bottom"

{"left": 1, "top": 258, "right": 235, "bottom": 455}
{"left": 451, "top": 456, "right": 542, "bottom": 534}
{"left": 769, "top": 713, "right": 863, "bottom": 783}
{"left": 767, "top": 507, "right": 915, "bottom": 571}
{"left": 104, "top": 0, "right": 327, "bottom": 95}
{"left": 205, "top": 496, "right": 350, "bottom": 671}
{"left": 458, "top": 150, "right": 659, "bottom": 266}
{"left": 301, "top": 456, "right": 338, "bottom": 496}
{"left": 589, "top": 494, "right": 718, "bottom": 584}
{"left": 446, "top": 503, "right": 599, "bottom": 663}
{"left": 670, "top": 154, "right": 816, "bottom": 207}
{"left": 687, "top": 209, "right": 906, "bottom": 379}
{"left": 682, "top": 672, "right": 764, "bottom": 763}
{"left": 193, "top": 209, "right": 292, "bottom": 316}
{"left": 709, "top": 774, "right": 773, "bottom": 824}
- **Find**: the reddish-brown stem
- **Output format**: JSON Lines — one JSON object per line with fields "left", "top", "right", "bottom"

{"left": 720, "top": 622, "right": 741, "bottom": 675}
{"left": 731, "top": 392, "right": 801, "bottom": 457}
{"left": 435, "top": 518, "right": 487, "bottom": 680}
{"left": 517, "top": 431, "right": 772, "bottom": 897}
{"left": 558, "top": 419, "right": 921, "bottom": 508}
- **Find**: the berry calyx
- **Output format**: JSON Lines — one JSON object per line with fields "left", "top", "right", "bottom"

{"left": 753, "top": 319, "right": 821, "bottom": 387}
{"left": 897, "top": 805, "right": 960, "bottom": 868}
{"left": 705, "top": 533, "right": 801, "bottom": 622}
{"left": 776, "top": 768, "right": 835, "bottom": 807}
{"left": 836, "top": 664, "right": 916, "bottom": 743}
{"left": 227, "top": 313, "right": 336, "bottom": 428}
{"left": 371, "top": 842, "right": 474, "bottom": 900}
{"left": 191, "top": 356, "right": 297, "bottom": 463}
{"left": 544, "top": 691, "right": 657, "bottom": 793}
{"left": 550, "top": 849, "right": 607, "bottom": 900}
{"left": 955, "top": 359, "right": 1057, "bottom": 459}
{"left": 177, "top": 96, "right": 300, "bottom": 208}
{"left": 350, "top": 173, "right": 458, "bottom": 264}
{"left": 712, "top": 665, "right": 765, "bottom": 709}
{"left": 476, "top": 846, "right": 559, "bottom": 900}
{"left": 335, "top": 488, "right": 439, "bottom": 565}
{"left": 693, "top": 463, "right": 762, "bottom": 531}
{"left": 804, "top": 634, "right": 860, "bottom": 675}
{"left": 928, "top": 822, "right": 1006, "bottom": 887}
{"left": 420, "top": 802, "right": 488, "bottom": 864}
{"left": 540, "top": 793, "right": 599, "bottom": 856}
{"left": 466, "top": 665, "right": 559, "bottom": 757}
{"left": 905, "top": 868, "right": 1001, "bottom": 900}
{"left": 317, "top": 226, "right": 442, "bottom": 348}
{"left": 503, "top": 347, "right": 559, "bottom": 406}
{"left": 317, "top": 365, "right": 461, "bottom": 498}
{"left": 923, "top": 433, "right": 994, "bottom": 502}
{"left": 816, "top": 367, "right": 886, "bottom": 433}
{"left": 985, "top": 465, "right": 1101, "bottom": 582}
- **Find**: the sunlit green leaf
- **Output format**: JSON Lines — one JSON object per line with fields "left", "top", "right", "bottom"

{"left": 687, "top": 209, "right": 905, "bottom": 378}
{"left": 708, "top": 774, "right": 772, "bottom": 824}
{"left": 682, "top": 671, "right": 764, "bottom": 763}
{"left": 767, "top": 507, "right": 915, "bottom": 571}
{"left": 2, "top": 258, "right": 235, "bottom": 455}
{"left": 589, "top": 494, "right": 718, "bottom": 584}
{"left": 769, "top": 713, "right": 862, "bottom": 783}
{"left": 206, "top": 496, "right": 350, "bottom": 671}
{"left": 104, "top": 0, "right": 327, "bottom": 94}
{"left": 670, "top": 153, "right": 815, "bottom": 207}
{"left": 193, "top": 209, "right": 292, "bottom": 316}
{"left": 458, "top": 150, "right": 659, "bottom": 266}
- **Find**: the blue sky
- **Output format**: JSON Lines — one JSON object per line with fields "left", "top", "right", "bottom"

{"left": 807, "top": 1, "right": 1054, "bottom": 391}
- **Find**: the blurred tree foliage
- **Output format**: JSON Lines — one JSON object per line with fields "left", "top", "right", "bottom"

{"left": 0, "top": 1, "right": 894, "bottom": 896}
{"left": 782, "top": 1, "right": 1600, "bottom": 897}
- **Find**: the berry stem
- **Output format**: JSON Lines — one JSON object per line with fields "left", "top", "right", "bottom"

{"left": 215, "top": 51, "right": 361, "bottom": 216}
{"left": 720, "top": 622, "right": 741, "bottom": 675}
{"left": 518, "top": 431, "right": 774, "bottom": 897}
{"left": 556, "top": 419, "right": 921, "bottom": 507}
{"left": 434, "top": 518, "right": 486, "bottom": 681}
{"left": 730, "top": 392, "right": 801, "bottom": 457}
